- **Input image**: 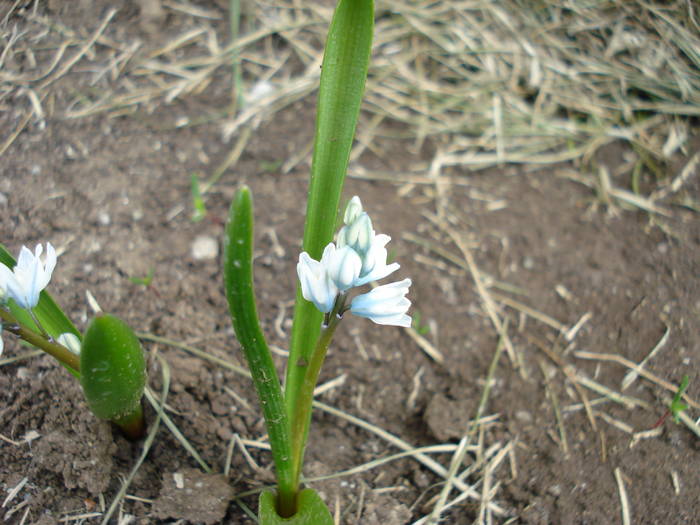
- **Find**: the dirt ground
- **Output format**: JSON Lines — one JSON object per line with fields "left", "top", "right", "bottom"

{"left": 1, "top": 2, "right": 699, "bottom": 524}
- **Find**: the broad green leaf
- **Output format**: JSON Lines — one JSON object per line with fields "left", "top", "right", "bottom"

{"left": 259, "top": 489, "right": 333, "bottom": 525}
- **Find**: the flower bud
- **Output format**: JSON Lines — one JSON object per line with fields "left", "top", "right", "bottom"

{"left": 343, "top": 196, "right": 363, "bottom": 224}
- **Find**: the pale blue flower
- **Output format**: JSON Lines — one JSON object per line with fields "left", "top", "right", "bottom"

{"left": 354, "top": 233, "right": 400, "bottom": 286}
{"left": 297, "top": 196, "right": 410, "bottom": 320}
{"left": 0, "top": 243, "right": 57, "bottom": 310}
{"left": 57, "top": 332, "right": 81, "bottom": 355}
{"left": 350, "top": 279, "right": 412, "bottom": 327}
{"left": 337, "top": 212, "right": 373, "bottom": 256}
{"left": 324, "top": 244, "right": 362, "bottom": 291}
{"left": 297, "top": 246, "right": 339, "bottom": 313}
{"left": 337, "top": 197, "right": 399, "bottom": 287}
{"left": 343, "top": 196, "right": 363, "bottom": 224}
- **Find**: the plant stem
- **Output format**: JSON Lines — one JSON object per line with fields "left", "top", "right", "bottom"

{"left": 113, "top": 403, "right": 146, "bottom": 440}
{"left": 289, "top": 313, "right": 341, "bottom": 488}
{"left": 0, "top": 308, "right": 80, "bottom": 373}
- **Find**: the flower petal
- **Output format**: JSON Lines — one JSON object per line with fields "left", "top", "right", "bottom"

{"left": 350, "top": 279, "right": 412, "bottom": 327}
{"left": 297, "top": 251, "right": 337, "bottom": 313}
{"left": 325, "top": 245, "right": 361, "bottom": 291}
{"left": 57, "top": 332, "right": 81, "bottom": 355}
{"left": 343, "top": 196, "right": 363, "bottom": 224}
{"left": 2, "top": 243, "right": 57, "bottom": 309}
{"left": 355, "top": 234, "right": 399, "bottom": 285}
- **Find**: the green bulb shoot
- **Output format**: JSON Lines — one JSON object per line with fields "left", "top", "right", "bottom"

{"left": 80, "top": 313, "right": 147, "bottom": 440}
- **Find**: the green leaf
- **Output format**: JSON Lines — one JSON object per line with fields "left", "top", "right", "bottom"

{"left": 80, "top": 314, "right": 147, "bottom": 437}
{"left": 129, "top": 267, "right": 155, "bottom": 287}
{"left": 0, "top": 243, "right": 81, "bottom": 340}
{"left": 286, "top": 0, "right": 374, "bottom": 437}
{"left": 259, "top": 489, "right": 333, "bottom": 525}
{"left": 223, "top": 186, "right": 296, "bottom": 513}
{"left": 191, "top": 173, "right": 207, "bottom": 222}
{"left": 670, "top": 375, "right": 690, "bottom": 424}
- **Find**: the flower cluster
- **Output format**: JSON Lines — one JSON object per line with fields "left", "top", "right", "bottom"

{"left": 0, "top": 243, "right": 57, "bottom": 354}
{"left": 297, "top": 197, "right": 411, "bottom": 327}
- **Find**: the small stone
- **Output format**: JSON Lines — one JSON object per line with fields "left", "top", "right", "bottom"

{"left": 98, "top": 212, "right": 111, "bottom": 226}
{"left": 65, "top": 144, "right": 78, "bottom": 159}
{"left": 191, "top": 236, "right": 218, "bottom": 260}
{"left": 548, "top": 484, "right": 562, "bottom": 497}
{"left": 0, "top": 192, "right": 7, "bottom": 206}
{"left": 523, "top": 256, "right": 535, "bottom": 270}
{"left": 515, "top": 410, "right": 533, "bottom": 424}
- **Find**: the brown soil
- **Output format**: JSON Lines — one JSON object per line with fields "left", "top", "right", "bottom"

{"left": 1, "top": 2, "right": 699, "bottom": 524}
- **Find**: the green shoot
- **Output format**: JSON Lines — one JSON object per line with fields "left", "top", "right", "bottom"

{"left": 259, "top": 160, "right": 283, "bottom": 173}
{"left": 129, "top": 268, "right": 155, "bottom": 288}
{"left": 191, "top": 173, "right": 208, "bottom": 222}
{"left": 412, "top": 310, "right": 430, "bottom": 336}
{"left": 80, "top": 313, "right": 147, "bottom": 439}
{"left": 670, "top": 375, "right": 689, "bottom": 424}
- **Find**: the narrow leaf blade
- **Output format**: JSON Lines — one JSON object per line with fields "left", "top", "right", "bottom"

{"left": 286, "top": 0, "right": 374, "bottom": 423}
{"left": 223, "top": 186, "right": 295, "bottom": 502}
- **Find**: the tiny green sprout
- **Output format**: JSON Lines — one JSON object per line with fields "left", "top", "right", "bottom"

{"left": 259, "top": 160, "right": 283, "bottom": 173}
{"left": 80, "top": 313, "right": 147, "bottom": 440}
{"left": 190, "top": 172, "right": 208, "bottom": 222}
{"left": 670, "top": 375, "right": 689, "bottom": 424}
{"left": 128, "top": 267, "right": 155, "bottom": 288}
{"left": 412, "top": 310, "right": 430, "bottom": 335}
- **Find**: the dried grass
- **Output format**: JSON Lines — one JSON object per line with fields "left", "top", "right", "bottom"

{"left": 2, "top": 1, "right": 696, "bottom": 178}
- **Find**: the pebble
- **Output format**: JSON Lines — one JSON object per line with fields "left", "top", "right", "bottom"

{"left": 515, "top": 410, "right": 533, "bottom": 424}
{"left": 191, "top": 236, "right": 218, "bottom": 260}
{"left": 548, "top": 484, "right": 562, "bottom": 497}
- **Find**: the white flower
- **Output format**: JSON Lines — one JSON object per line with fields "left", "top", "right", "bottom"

{"left": 343, "top": 196, "right": 363, "bottom": 224}
{"left": 57, "top": 332, "right": 81, "bottom": 355}
{"left": 337, "top": 197, "right": 399, "bottom": 287}
{"left": 0, "top": 243, "right": 57, "bottom": 310}
{"left": 337, "top": 212, "right": 373, "bottom": 256}
{"left": 297, "top": 246, "right": 338, "bottom": 313}
{"left": 298, "top": 196, "right": 410, "bottom": 319}
{"left": 350, "top": 279, "right": 412, "bottom": 327}
{"left": 354, "top": 233, "right": 400, "bottom": 286}
{"left": 324, "top": 244, "right": 362, "bottom": 291}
